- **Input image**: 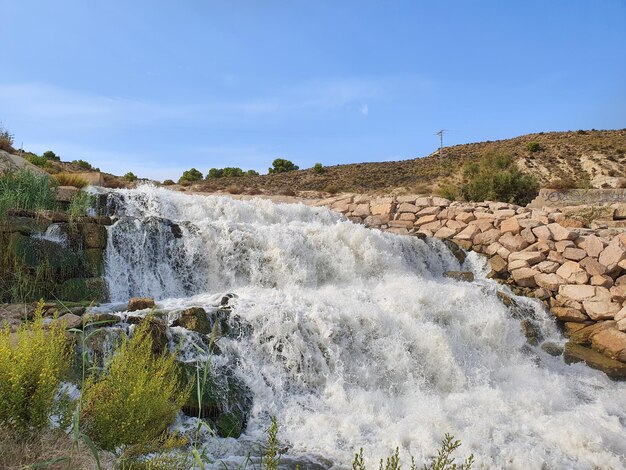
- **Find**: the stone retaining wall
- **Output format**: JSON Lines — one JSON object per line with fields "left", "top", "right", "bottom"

{"left": 311, "top": 194, "right": 626, "bottom": 376}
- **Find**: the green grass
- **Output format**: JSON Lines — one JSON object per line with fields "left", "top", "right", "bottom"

{"left": 0, "top": 169, "right": 57, "bottom": 218}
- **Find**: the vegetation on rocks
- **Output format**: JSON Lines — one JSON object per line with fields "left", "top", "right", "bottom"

{"left": 80, "top": 319, "right": 189, "bottom": 451}
{"left": 0, "top": 301, "right": 70, "bottom": 430}
{"left": 0, "top": 169, "right": 57, "bottom": 218}
{"left": 440, "top": 151, "right": 539, "bottom": 206}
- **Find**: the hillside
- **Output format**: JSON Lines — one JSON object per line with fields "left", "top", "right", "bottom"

{"left": 195, "top": 129, "right": 626, "bottom": 195}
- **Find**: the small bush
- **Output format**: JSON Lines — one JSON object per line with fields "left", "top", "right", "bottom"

{"left": 123, "top": 172, "right": 138, "bottom": 182}
{"left": 324, "top": 184, "right": 339, "bottom": 194}
{"left": 54, "top": 173, "right": 89, "bottom": 188}
{"left": 68, "top": 191, "right": 94, "bottom": 220}
{"left": 42, "top": 150, "right": 60, "bottom": 161}
{"left": 0, "top": 169, "right": 57, "bottom": 218}
{"left": 178, "top": 168, "right": 203, "bottom": 184}
{"left": 447, "top": 151, "right": 539, "bottom": 205}
{"left": 546, "top": 177, "right": 577, "bottom": 190}
{"left": 0, "top": 300, "right": 71, "bottom": 430}
{"left": 162, "top": 179, "right": 175, "bottom": 186}
{"left": 246, "top": 169, "right": 260, "bottom": 176}
{"left": 526, "top": 141, "right": 542, "bottom": 153}
{"left": 313, "top": 163, "right": 324, "bottom": 174}
{"left": 25, "top": 153, "right": 51, "bottom": 168}
{"left": 71, "top": 160, "right": 100, "bottom": 172}
{"left": 268, "top": 158, "right": 299, "bottom": 174}
{"left": 81, "top": 320, "right": 188, "bottom": 451}
{"left": 0, "top": 125, "right": 14, "bottom": 152}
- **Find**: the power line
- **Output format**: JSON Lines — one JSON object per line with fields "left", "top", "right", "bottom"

{"left": 435, "top": 129, "right": 448, "bottom": 159}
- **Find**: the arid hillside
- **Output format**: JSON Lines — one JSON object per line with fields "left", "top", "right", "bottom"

{"left": 195, "top": 129, "right": 626, "bottom": 195}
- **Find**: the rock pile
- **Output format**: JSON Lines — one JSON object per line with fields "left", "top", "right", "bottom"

{"left": 313, "top": 194, "right": 626, "bottom": 374}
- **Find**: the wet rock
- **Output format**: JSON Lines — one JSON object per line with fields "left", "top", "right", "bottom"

{"left": 80, "top": 223, "right": 108, "bottom": 249}
{"left": 442, "top": 239, "right": 466, "bottom": 264}
{"left": 82, "top": 312, "right": 120, "bottom": 326}
{"left": 172, "top": 307, "right": 212, "bottom": 335}
{"left": 170, "top": 223, "right": 183, "bottom": 238}
{"left": 540, "top": 342, "right": 563, "bottom": 356}
{"left": 220, "top": 293, "right": 238, "bottom": 307}
{"left": 591, "top": 328, "right": 626, "bottom": 362}
{"left": 564, "top": 342, "right": 626, "bottom": 380}
{"left": 444, "top": 271, "right": 474, "bottom": 282}
{"left": 520, "top": 319, "right": 542, "bottom": 345}
{"left": 128, "top": 297, "right": 155, "bottom": 312}
{"left": 139, "top": 316, "right": 168, "bottom": 355}
{"left": 55, "top": 313, "right": 83, "bottom": 329}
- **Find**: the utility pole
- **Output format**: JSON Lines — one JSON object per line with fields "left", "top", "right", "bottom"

{"left": 435, "top": 129, "right": 447, "bottom": 159}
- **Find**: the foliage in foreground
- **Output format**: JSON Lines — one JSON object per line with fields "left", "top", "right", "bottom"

{"left": 353, "top": 434, "right": 474, "bottom": 470}
{"left": 0, "top": 300, "right": 71, "bottom": 430}
{"left": 0, "top": 169, "right": 57, "bottom": 218}
{"left": 440, "top": 151, "right": 539, "bottom": 205}
{"left": 80, "top": 319, "right": 189, "bottom": 451}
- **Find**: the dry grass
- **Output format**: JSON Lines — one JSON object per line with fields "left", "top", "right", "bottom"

{"left": 0, "top": 428, "right": 113, "bottom": 470}
{"left": 192, "top": 129, "right": 626, "bottom": 194}
{"left": 54, "top": 173, "right": 89, "bottom": 189}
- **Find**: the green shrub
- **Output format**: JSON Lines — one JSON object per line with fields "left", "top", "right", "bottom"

{"left": 268, "top": 158, "right": 299, "bottom": 174}
{"left": 207, "top": 167, "right": 258, "bottom": 178}
{"left": 42, "top": 150, "right": 60, "bottom": 161}
{"left": 81, "top": 319, "right": 189, "bottom": 451}
{"left": 71, "top": 160, "right": 100, "bottom": 172}
{"left": 246, "top": 169, "right": 259, "bottom": 176}
{"left": 0, "top": 125, "right": 14, "bottom": 152}
{"left": 0, "top": 300, "right": 71, "bottom": 430}
{"left": 178, "top": 168, "right": 203, "bottom": 184}
{"left": 123, "top": 172, "right": 138, "bottom": 182}
{"left": 313, "top": 163, "right": 324, "bottom": 174}
{"left": 449, "top": 151, "right": 538, "bottom": 205}
{"left": 25, "top": 153, "right": 51, "bottom": 168}
{"left": 526, "top": 141, "right": 542, "bottom": 153}
{"left": 0, "top": 169, "right": 57, "bottom": 218}
{"left": 162, "top": 179, "right": 175, "bottom": 186}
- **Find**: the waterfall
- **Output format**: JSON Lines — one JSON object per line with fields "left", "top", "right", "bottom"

{"left": 98, "top": 185, "right": 626, "bottom": 469}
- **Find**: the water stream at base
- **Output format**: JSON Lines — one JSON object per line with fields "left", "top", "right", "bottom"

{"left": 96, "top": 185, "right": 626, "bottom": 469}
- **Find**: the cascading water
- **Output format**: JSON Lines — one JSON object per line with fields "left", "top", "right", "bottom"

{"left": 97, "top": 185, "right": 626, "bottom": 469}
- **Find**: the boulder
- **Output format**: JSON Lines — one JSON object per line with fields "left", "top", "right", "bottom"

{"left": 434, "top": 227, "right": 457, "bottom": 239}
{"left": 610, "top": 285, "right": 626, "bottom": 303}
{"left": 454, "top": 224, "right": 480, "bottom": 241}
{"left": 128, "top": 297, "right": 155, "bottom": 312}
{"left": 536, "top": 260, "right": 560, "bottom": 274}
{"left": 532, "top": 225, "right": 553, "bottom": 240}
{"left": 556, "top": 261, "right": 589, "bottom": 285}
{"left": 599, "top": 243, "right": 626, "bottom": 272}
{"left": 82, "top": 312, "right": 120, "bottom": 326}
{"left": 56, "top": 277, "right": 107, "bottom": 302}
{"left": 584, "top": 235, "right": 605, "bottom": 258}
{"left": 172, "top": 307, "right": 212, "bottom": 335}
{"left": 564, "top": 342, "right": 626, "bottom": 379}
{"left": 508, "top": 251, "right": 545, "bottom": 265}
{"left": 591, "top": 328, "right": 626, "bottom": 362}
{"left": 550, "top": 306, "right": 588, "bottom": 322}
{"left": 568, "top": 321, "right": 616, "bottom": 345}
{"left": 80, "top": 223, "right": 108, "bottom": 249}
{"left": 474, "top": 228, "right": 501, "bottom": 245}
{"left": 558, "top": 284, "right": 597, "bottom": 302}
{"left": 583, "top": 301, "right": 622, "bottom": 320}
{"left": 510, "top": 268, "right": 539, "bottom": 287}
{"left": 489, "top": 255, "right": 508, "bottom": 274}
{"left": 591, "top": 275, "right": 614, "bottom": 288}
{"left": 580, "top": 257, "right": 607, "bottom": 277}
{"left": 455, "top": 212, "right": 476, "bottom": 223}
{"left": 56, "top": 186, "right": 80, "bottom": 203}
{"left": 444, "top": 271, "right": 474, "bottom": 282}
{"left": 520, "top": 227, "right": 537, "bottom": 244}
{"left": 499, "top": 233, "right": 529, "bottom": 251}
{"left": 562, "top": 247, "right": 587, "bottom": 261}
{"left": 55, "top": 313, "right": 83, "bottom": 329}
{"left": 535, "top": 273, "right": 565, "bottom": 292}
{"left": 500, "top": 217, "right": 521, "bottom": 235}
{"left": 547, "top": 223, "right": 578, "bottom": 241}
{"left": 397, "top": 202, "right": 419, "bottom": 213}
{"left": 414, "top": 214, "right": 438, "bottom": 226}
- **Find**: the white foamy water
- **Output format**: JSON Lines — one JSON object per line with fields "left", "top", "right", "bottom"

{"left": 101, "top": 185, "right": 626, "bottom": 469}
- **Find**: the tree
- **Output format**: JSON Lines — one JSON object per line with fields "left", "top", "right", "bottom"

{"left": 246, "top": 169, "right": 259, "bottom": 176}
{"left": 0, "top": 125, "right": 14, "bottom": 152}
{"left": 313, "top": 163, "right": 324, "bottom": 174}
{"left": 123, "top": 172, "right": 138, "bottom": 182}
{"left": 42, "top": 150, "right": 60, "bottom": 161}
{"left": 268, "top": 158, "right": 299, "bottom": 174}
{"left": 179, "top": 168, "right": 203, "bottom": 184}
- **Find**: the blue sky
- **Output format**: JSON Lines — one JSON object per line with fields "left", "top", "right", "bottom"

{"left": 1, "top": 0, "right": 625, "bottom": 181}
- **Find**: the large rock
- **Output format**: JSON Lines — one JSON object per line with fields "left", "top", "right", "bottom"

{"left": 556, "top": 261, "right": 589, "bottom": 284}
{"left": 172, "top": 307, "right": 212, "bottom": 335}
{"left": 128, "top": 297, "right": 155, "bottom": 312}
{"left": 580, "top": 257, "right": 607, "bottom": 276}
{"left": 56, "top": 277, "right": 107, "bottom": 302}
{"left": 535, "top": 273, "right": 565, "bottom": 292}
{"left": 547, "top": 223, "right": 578, "bottom": 241}
{"left": 508, "top": 251, "right": 545, "bottom": 265}
{"left": 583, "top": 301, "right": 622, "bottom": 320}
{"left": 56, "top": 186, "right": 80, "bottom": 203}
{"left": 499, "top": 233, "right": 529, "bottom": 251}
{"left": 584, "top": 235, "right": 605, "bottom": 258}
{"left": 591, "top": 328, "right": 626, "bottom": 362}
{"left": 489, "top": 255, "right": 508, "bottom": 274}
{"left": 599, "top": 243, "right": 626, "bottom": 272}
{"left": 510, "top": 268, "right": 539, "bottom": 287}
{"left": 551, "top": 306, "right": 588, "bottom": 322}
{"left": 500, "top": 217, "right": 521, "bottom": 235}
{"left": 562, "top": 247, "right": 587, "bottom": 261}
{"left": 564, "top": 342, "right": 626, "bottom": 379}
{"left": 558, "top": 284, "right": 597, "bottom": 302}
